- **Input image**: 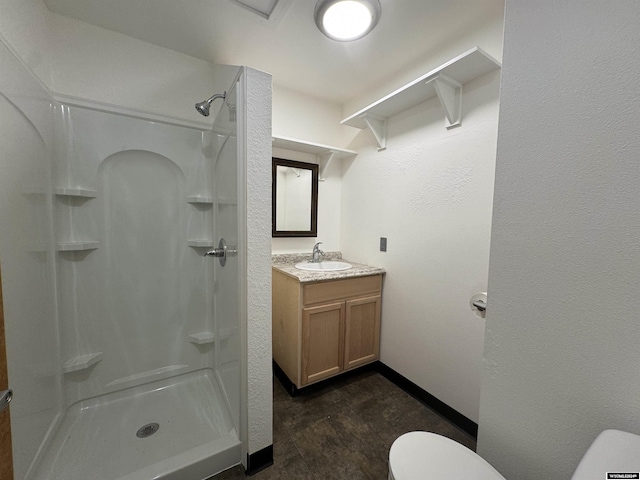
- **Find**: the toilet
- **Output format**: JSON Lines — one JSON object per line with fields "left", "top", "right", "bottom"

{"left": 389, "top": 429, "right": 640, "bottom": 480}
{"left": 388, "top": 432, "right": 505, "bottom": 480}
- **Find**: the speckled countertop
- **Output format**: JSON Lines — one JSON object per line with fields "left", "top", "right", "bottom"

{"left": 272, "top": 252, "right": 385, "bottom": 283}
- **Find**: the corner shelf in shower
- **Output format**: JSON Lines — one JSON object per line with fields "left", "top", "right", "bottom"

{"left": 187, "top": 239, "right": 215, "bottom": 248}
{"left": 54, "top": 187, "right": 97, "bottom": 198}
{"left": 187, "top": 195, "right": 214, "bottom": 205}
{"left": 340, "top": 46, "right": 501, "bottom": 149}
{"left": 63, "top": 352, "right": 103, "bottom": 373}
{"left": 188, "top": 327, "right": 237, "bottom": 346}
{"left": 189, "top": 332, "right": 215, "bottom": 345}
{"left": 57, "top": 240, "right": 99, "bottom": 251}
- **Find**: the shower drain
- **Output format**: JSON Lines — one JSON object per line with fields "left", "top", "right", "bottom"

{"left": 136, "top": 423, "right": 160, "bottom": 438}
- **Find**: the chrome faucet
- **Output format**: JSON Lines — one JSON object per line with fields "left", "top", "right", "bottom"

{"left": 311, "top": 242, "right": 324, "bottom": 263}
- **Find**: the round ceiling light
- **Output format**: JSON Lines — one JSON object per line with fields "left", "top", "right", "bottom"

{"left": 314, "top": 0, "right": 382, "bottom": 42}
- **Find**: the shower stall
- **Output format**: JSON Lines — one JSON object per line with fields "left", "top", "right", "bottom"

{"left": 0, "top": 35, "right": 269, "bottom": 479}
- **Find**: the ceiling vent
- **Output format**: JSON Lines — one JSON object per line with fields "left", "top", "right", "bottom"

{"left": 229, "top": 0, "right": 283, "bottom": 20}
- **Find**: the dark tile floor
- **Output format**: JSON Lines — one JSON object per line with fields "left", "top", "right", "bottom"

{"left": 214, "top": 369, "right": 476, "bottom": 479}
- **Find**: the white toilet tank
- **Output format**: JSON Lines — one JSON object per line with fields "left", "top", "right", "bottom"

{"left": 572, "top": 429, "right": 640, "bottom": 480}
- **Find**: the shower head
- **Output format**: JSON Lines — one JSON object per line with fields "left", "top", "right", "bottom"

{"left": 195, "top": 92, "right": 226, "bottom": 117}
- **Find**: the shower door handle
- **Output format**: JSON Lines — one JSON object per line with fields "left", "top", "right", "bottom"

{"left": 0, "top": 389, "right": 12, "bottom": 412}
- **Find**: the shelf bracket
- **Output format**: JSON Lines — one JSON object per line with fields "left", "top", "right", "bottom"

{"left": 360, "top": 114, "right": 387, "bottom": 151}
{"left": 428, "top": 74, "right": 462, "bottom": 129}
{"left": 318, "top": 151, "right": 336, "bottom": 181}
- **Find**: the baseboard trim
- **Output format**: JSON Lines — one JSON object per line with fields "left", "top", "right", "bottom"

{"left": 245, "top": 444, "right": 273, "bottom": 476}
{"left": 273, "top": 360, "right": 378, "bottom": 397}
{"left": 374, "top": 362, "right": 478, "bottom": 439}
{"left": 272, "top": 360, "right": 298, "bottom": 396}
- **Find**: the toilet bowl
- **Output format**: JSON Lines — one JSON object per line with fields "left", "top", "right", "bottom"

{"left": 389, "top": 429, "right": 640, "bottom": 480}
{"left": 388, "top": 431, "right": 505, "bottom": 480}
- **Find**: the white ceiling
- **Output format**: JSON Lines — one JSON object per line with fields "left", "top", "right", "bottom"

{"left": 43, "top": 0, "right": 504, "bottom": 105}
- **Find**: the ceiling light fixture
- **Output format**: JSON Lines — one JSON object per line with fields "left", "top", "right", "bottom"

{"left": 314, "top": 0, "right": 381, "bottom": 42}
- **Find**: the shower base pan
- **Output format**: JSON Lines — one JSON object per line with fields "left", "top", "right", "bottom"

{"left": 32, "top": 369, "right": 241, "bottom": 480}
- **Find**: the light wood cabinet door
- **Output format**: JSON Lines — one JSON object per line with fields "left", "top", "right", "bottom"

{"left": 301, "top": 302, "right": 345, "bottom": 386}
{"left": 344, "top": 295, "right": 381, "bottom": 370}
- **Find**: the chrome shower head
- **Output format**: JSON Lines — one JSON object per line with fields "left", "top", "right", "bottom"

{"left": 195, "top": 92, "right": 226, "bottom": 117}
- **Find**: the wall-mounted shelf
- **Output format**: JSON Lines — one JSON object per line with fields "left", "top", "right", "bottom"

{"left": 57, "top": 241, "right": 99, "bottom": 251}
{"left": 189, "top": 332, "right": 215, "bottom": 345}
{"left": 187, "top": 195, "right": 214, "bottom": 205}
{"left": 55, "top": 188, "right": 97, "bottom": 198}
{"left": 187, "top": 240, "right": 215, "bottom": 248}
{"left": 341, "top": 46, "right": 501, "bottom": 150}
{"left": 188, "top": 328, "right": 236, "bottom": 346}
{"left": 63, "top": 352, "right": 103, "bottom": 373}
{"left": 272, "top": 135, "right": 357, "bottom": 180}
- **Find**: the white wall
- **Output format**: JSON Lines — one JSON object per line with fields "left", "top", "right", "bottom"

{"left": 340, "top": 71, "right": 501, "bottom": 423}
{"left": 48, "top": 13, "right": 238, "bottom": 126}
{"left": 0, "top": 0, "right": 234, "bottom": 127}
{"left": 477, "top": 1, "right": 640, "bottom": 478}
{"left": 272, "top": 85, "right": 346, "bottom": 146}
{"left": 271, "top": 85, "right": 348, "bottom": 254}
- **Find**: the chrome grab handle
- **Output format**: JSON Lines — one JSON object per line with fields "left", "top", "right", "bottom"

{"left": 0, "top": 389, "right": 13, "bottom": 412}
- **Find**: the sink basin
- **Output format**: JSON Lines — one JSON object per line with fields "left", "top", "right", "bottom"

{"left": 295, "top": 261, "right": 353, "bottom": 272}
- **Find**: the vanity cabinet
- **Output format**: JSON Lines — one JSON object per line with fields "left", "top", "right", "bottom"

{"left": 273, "top": 270, "right": 382, "bottom": 389}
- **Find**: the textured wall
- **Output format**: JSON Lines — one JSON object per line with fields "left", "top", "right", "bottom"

{"left": 340, "top": 70, "right": 501, "bottom": 422}
{"left": 244, "top": 67, "right": 273, "bottom": 456}
{"left": 477, "top": 1, "right": 640, "bottom": 478}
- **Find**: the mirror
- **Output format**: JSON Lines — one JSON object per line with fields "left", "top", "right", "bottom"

{"left": 272, "top": 158, "right": 318, "bottom": 237}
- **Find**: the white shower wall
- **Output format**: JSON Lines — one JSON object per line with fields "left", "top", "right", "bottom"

{"left": 53, "top": 105, "right": 230, "bottom": 407}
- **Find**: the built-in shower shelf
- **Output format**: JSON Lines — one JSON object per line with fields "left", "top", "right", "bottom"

{"left": 187, "top": 239, "right": 215, "bottom": 248}
{"left": 340, "top": 46, "right": 501, "bottom": 149}
{"left": 187, "top": 195, "right": 214, "bottom": 205}
{"left": 188, "top": 328, "right": 236, "bottom": 345}
{"left": 189, "top": 332, "right": 215, "bottom": 345}
{"left": 55, "top": 187, "right": 97, "bottom": 198}
{"left": 57, "top": 240, "right": 99, "bottom": 251}
{"left": 63, "top": 352, "right": 103, "bottom": 373}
